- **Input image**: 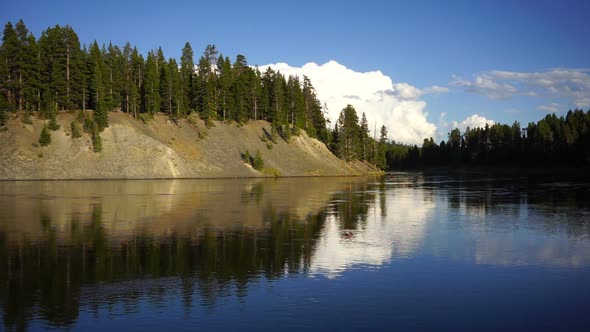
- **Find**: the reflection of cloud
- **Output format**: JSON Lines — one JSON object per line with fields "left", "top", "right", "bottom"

{"left": 438, "top": 191, "right": 590, "bottom": 269}
{"left": 474, "top": 233, "right": 590, "bottom": 268}
{"left": 310, "top": 189, "right": 433, "bottom": 278}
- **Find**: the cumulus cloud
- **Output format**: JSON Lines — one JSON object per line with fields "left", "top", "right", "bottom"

{"left": 451, "top": 114, "right": 495, "bottom": 132}
{"left": 538, "top": 102, "right": 562, "bottom": 113}
{"left": 438, "top": 113, "right": 495, "bottom": 138}
{"left": 257, "top": 60, "right": 446, "bottom": 144}
{"left": 452, "top": 69, "right": 590, "bottom": 108}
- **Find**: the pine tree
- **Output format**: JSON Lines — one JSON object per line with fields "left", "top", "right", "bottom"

{"left": 302, "top": 76, "right": 327, "bottom": 141}
{"left": 359, "top": 112, "right": 369, "bottom": 160}
{"left": 105, "top": 42, "right": 124, "bottom": 110}
{"left": 1, "top": 22, "right": 19, "bottom": 112}
{"left": 167, "top": 58, "right": 182, "bottom": 117}
{"left": 70, "top": 120, "right": 81, "bottom": 138}
{"left": 0, "top": 93, "right": 7, "bottom": 125}
{"left": 337, "top": 104, "right": 360, "bottom": 162}
{"left": 253, "top": 150, "right": 264, "bottom": 170}
{"left": 158, "top": 52, "right": 170, "bottom": 114}
{"left": 130, "top": 47, "right": 143, "bottom": 117}
{"left": 217, "top": 55, "right": 233, "bottom": 121}
{"left": 39, "top": 124, "right": 51, "bottom": 146}
{"left": 88, "top": 41, "right": 108, "bottom": 130}
{"left": 38, "top": 24, "right": 84, "bottom": 111}
{"left": 248, "top": 67, "right": 262, "bottom": 121}
{"left": 91, "top": 122, "right": 102, "bottom": 152}
{"left": 376, "top": 125, "right": 388, "bottom": 169}
{"left": 232, "top": 54, "right": 250, "bottom": 123}
{"left": 286, "top": 75, "right": 306, "bottom": 131}
{"left": 48, "top": 110, "right": 60, "bottom": 130}
{"left": 144, "top": 50, "right": 160, "bottom": 115}
{"left": 180, "top": 42, "right": 194, "bottom": 114}
{"left": 196, "top": 45, "right": 219, "bottom": 124}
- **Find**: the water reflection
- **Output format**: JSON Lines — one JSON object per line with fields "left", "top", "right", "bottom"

{"left": 0, "top": 173, "right": 589, "bottom": 330}
{"left": 311, "top": 187, "right": 434, "bottom": 277}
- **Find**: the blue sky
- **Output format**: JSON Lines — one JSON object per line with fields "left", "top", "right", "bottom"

{"left": 3, "top": 0, "right": 589, "bottom": 143}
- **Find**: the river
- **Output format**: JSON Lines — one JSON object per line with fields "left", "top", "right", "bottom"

{"left": 1, "top": 172, "right": 589, "bottom": 331}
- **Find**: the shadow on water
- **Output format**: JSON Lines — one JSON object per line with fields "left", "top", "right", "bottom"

{"left": 0, "top": 173, "right": 589, "bottom": 330}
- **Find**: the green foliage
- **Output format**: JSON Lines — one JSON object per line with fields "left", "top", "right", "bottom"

{"left": 93, "top": 107, "right": 108, "bottom": 131}
{"left": 386, "top": 109, "right": 590, "bottom": 169}
{"left": 0, "top": 94, "right": 7, "bottom": 126}
{"left": 263, "top": 167, "right": 280, "bottom": 177}
{"left": 38, "top": 125, "right": 51, "bottom": 146}
{"left": 336, "top": 104, "right": 361, "bottom": 162}
{"left": 70, "top": 121, "right": 81, "bottom": 138}
{"left": 266, "top": 141, "right": 273, "bottom": 150}
{"left": 48, "top": 113, "right": 60, "bottom": 131}
{"left": 91, "top": 124, "right": 102, "bottom": 152}
{"left": 253, "top": 150, "right": 264, "bottom": 170}
{"left": 1, "top": 20, "right": 334, "bottom": 151}
{"left": 241, "top": 150, "right": 251, "bottom": 164}
{"left": 82, "top": 113, "right": 93, "bottom": 132}
{"left": 376, "top": 125, "right": 388, "bottom": 169}
{"left": 138, "top": 113, "right": 152, "bottom": 123}
{"left": 37, "top": 152, "right": 43, "bottom": 158}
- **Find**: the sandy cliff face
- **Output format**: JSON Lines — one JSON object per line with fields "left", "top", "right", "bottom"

{"left": 0, "top": 112, "right": 375, "bottom": 179}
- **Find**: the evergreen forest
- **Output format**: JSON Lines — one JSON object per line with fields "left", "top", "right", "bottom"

{"left": 386, "top": 109, "right": 590, "bottom": 169}
{"left": 1, "top": 20, "right": 588, "bottom": 170}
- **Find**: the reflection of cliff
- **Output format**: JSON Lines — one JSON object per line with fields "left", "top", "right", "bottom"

{"left": 0, "top": 177, "right": 377, "bottom": 330}
{"left": 0, "top": 178, "right": 367, "bottom": 243}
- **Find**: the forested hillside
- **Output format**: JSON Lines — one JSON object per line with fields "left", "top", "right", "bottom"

{"left": 4, "top": 20, "right": 584, "bottom": 173}
{"left": 0, "top": 20, "right": 389, "bottom": 169}
{"left": 0, "top": 20, "right": 329, "bottom": 136}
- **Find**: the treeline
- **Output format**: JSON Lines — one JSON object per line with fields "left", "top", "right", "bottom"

{"left": 0, "top": 20, "right": 329, "bottom": 142}
{"left": 330, "top": 104, "right": 388, "bottom": 168}
{"left": 386, "top": 109, "right": 590, "bottom": 168}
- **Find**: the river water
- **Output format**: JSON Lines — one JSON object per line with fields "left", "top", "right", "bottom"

{"left": 1, "top": 172, "right": 589, "bottom": 331}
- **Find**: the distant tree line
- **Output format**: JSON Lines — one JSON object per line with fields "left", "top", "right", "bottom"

{"left": 0, "top": 20, "right": 329, "bottom": 143}
{"left": 385, "top": 109, "right": 590, "bottom": 168}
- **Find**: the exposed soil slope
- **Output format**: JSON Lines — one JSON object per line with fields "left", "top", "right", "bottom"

{"left": 0, "top": 112, "right": 377, "bottom": 180}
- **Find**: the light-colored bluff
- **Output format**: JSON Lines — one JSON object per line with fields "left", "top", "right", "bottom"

{"left": 0, "top": 112, "right": 377, "bottom": 180}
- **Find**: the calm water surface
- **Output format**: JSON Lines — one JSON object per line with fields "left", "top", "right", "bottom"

{"left": 1, "top": 172, "right": 589, "bottom": 331}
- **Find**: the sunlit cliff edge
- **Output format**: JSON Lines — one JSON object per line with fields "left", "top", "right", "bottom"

{"left": 0, "top": 112, "right": 378, "bottom": 180}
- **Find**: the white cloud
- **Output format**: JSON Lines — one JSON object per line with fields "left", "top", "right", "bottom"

{"left": 538, "top": 102, "right": 562, "bottom": 113}
{"left": 257, "top": 60, "right": 445, "bottom": 145}
{"left": 437, "top": 113, "right": 494, "bottom": 139}
{"left": 451, "top": 114, "right": 495, "bottom": 132}
{"left": 424, "top": 85, "right": 450, "bottom": 94}
{"left": 452, "top": 68, "right": 590, "bottom": 108}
